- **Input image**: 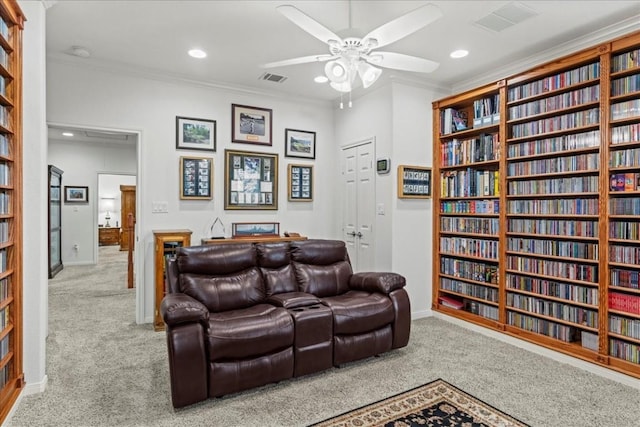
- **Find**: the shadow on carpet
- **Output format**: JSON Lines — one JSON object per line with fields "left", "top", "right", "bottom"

{"left": 310, "top": 378, "right": 529, "bottom": 427}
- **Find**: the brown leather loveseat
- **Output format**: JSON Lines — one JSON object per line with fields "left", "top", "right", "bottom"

{"left": 160, "top": 239, "right": 410, "bottom": 408}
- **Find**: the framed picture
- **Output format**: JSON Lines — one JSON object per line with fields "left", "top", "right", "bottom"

{"left": 232, "top": 104, "right": 272, "bottom": 146}
{"left": 285, "top": 128, "right": 316, "bottom": 159}
{"left": 64, "top": 186, "right": 89, "bottom": 203}
{"left": 288, "top": 164, "right": 313, "bottom": 201}
{"left": 176, "top": 116, "right": 216, "bottom": 151}
{"left": 224, "top": 149, "right": 278, "bottom": 210}
{"left": 232, "top": 222, "right": 280, "bottom": 238}
{"left": 180, "top": 156, "right": 213, "bottom": 200}
{"left": 398, "top": 165, "right": 432, "bottom": 199}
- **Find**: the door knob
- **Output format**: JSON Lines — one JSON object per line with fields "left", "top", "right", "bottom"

{"left": 347, "top": 231, "right": 356, "bottom": 237}
{"left": 356, "top": 232, "right": 363, "bottom": 238}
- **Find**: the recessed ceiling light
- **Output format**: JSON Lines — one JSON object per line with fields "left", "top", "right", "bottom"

{"left": 188, "top": 49, "right": 207, "bottom": 59}
{"left": 450, "top": 49, "right": 469, "bottom": 59}
{"left": 62, "top": 132, "right": 74, "bottom": 137}
{"left": 314, "top": 75, "right": 329, "bottom": 83}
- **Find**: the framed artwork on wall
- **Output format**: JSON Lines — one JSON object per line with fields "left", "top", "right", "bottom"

{"left": 398, "top": 165, "right": 432, "bottom": 199}
{"left": 224, "top": 149, "right": 278, "bottom": 210}
{"left": 176, "top": 116, "right": 216, "bottom": 151}
{"left": 64, "top": 186, "right": 89, "bottom": 203}
{"left": 288, "top": 164, "right": 313, "bottom": 201}
{"left": 231, "top": 104, "right": 273, "bottom": 146}
{"left": 284, "top": 128, "right": 316, "bottom": 159}
{"left": 180, "top": 156, "right": 213, "bottom": 200}
{"left": 232, "top": 222, "right": 280, "bottom": 238}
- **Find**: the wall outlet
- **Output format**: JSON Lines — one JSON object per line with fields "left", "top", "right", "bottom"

{"left": 377, "top": 203, "right": 385, "bottom": 215}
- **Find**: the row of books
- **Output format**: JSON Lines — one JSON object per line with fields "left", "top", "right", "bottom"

{"left": 438, "top": 295, "right": 499, "bottom": 320}
{"left": 0, "top": 47, "right": 8, "bottom": 71}
{"left": 0, "top": 17, "right": 8, "bottom": 43}
{"left": 507, "top": 62, "right": 600, "bottom": 102}
{"left": 610, "top": 148, "right": 640, "bottom": 168}
{"left": 610, "top": 268, "right": 639, "bottom": 289}
{"left": 610, "top": 338, "right": 640, "bottom": 364}
{"left": 611, "top": 74, "right": 640, "bottom": 97}
{"left": 612, "top": 48, "right": 640, "bottom": 73}
{"left": 0, "top": 221, "right": 8, "bottom": 243}
{"left": 0, "top": 363, "right": 7, "bottom": 390}
{"left": 440, "top": 236, "right": 499, "bottom": 260}
{"left": 610, "top": 197, "right": 640, "bottom": 215}
{"left": 473, "top": 95, "right": 500, "bottom": 128}
{"left": 510, "top": 108, "right": 600, "bottom": 139}
{"left": 508, "top": 85, "right": 600, "bottom": 121}
{"left": 440, "top": 108, "right": 468, "bottom": 134}
{"left": 440, "top": 216, "right": 499, "bottom": 235}
{"left": 507, "top": 255, "right": 597, "bottom": 283}
{"left": 0, "top": 163, "right": 10, "bottom": 186}
{"left": 440, "top": 199, "right": 499, "bottom": 214}
{"left": 611, "top": 100, "right": 640, "bottom": 121}
{"left": 508, "top": 198, "right": 598, "bottom": 215}
{"left": 0, "top": 334, "right": 7, "bottom": 360}
{"left": 507, "top": 311, "right": 577, "bottom": 342}
{"left": 439, "top": 278, "right": 499, "bottom": 302}
{"left": 611, "top": 123, "right": 640, "bottom": 145}
{"left": 609, "top": 314, "right": 640, "bottom": 340}
{"left": 610, "top": 221, "right": 640, "bottom": 240}
{"left": 508, "top": 152, "right": 599, "bottom": 176}
{"left": 440, "top": 256, "right": 498, "bottom": 284}
{"left": 507, "top": 130, "right": 600, "bottom": 158}
{"left": 507, "top": 293, "right": 599, "bottom": 328}
{"left": 440, "top": 170, "right": 499, "bottom": 198}
{"left": 506, "top": 274, "right": 599, "bottom": 305}
{"left": 508, "top": 218, "right": 597, "bottom": 237}
{"left": 0, "top": 135, "right": 8, "bottom": 157}
{"left": 507, "top": 237, "right": 599, "bottom": 261}
{"left": 609, "top": 292, "right": 640, "bottom": 315}
{"left": 0, "top": 105, "right": 8, "bottom": 129}
{"left": 0, "top": 277, "right": 8, "bottom": 302}
{"left": 609, "top": 245, "right": 640, "bottom": 266}
{"left": 507, "top": 175, "right": 599, "bottom": 195}
{"left": 0, "top": 306, "right": 8, "bottom": 330}
{"left": 440, "top": 133, "right": 499, "bottom": 167}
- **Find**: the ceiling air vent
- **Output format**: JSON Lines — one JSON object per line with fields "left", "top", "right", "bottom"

{"left": 259, "top": 72, "right": 288, "bottom": 83}
{"left": 474, "top": 2, "right": 538, "bottom": 33}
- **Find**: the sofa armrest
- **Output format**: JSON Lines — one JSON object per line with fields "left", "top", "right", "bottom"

{"left": 267, "top": 291, "right": 321, "bottom": 309}
{"left": 161, "top": 293, "right": 209, "bottom": 326}
{"left": 349, "top": 272, "right": 406, "bottom": 294}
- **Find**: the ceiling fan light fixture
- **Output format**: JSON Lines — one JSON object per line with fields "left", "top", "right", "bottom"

{"left": 450, "top": 49, "right": 469, "bottom": 59}
{"left": 330, "top": 81, "right": 352, "bottom": 93}
{"left": 314, "top": 75, "right": 329, "bottom": 83}
{"left": 324, "top": 59, "right": 350, "bottom": 83}
{"left": 188, "top": 48, "right": 207, "bottom": 59}
{"left": 357, "top": 62, "right": 382, "bottom": 88}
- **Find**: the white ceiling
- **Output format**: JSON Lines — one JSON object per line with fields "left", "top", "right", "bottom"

{"left": 46, "top": 1, "right": 640, "bottom": 103}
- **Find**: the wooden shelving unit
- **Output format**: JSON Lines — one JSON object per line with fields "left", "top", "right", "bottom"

{"left": 433, "top": 31, "right": 640, "bottom": 379}
{"left": 153, "top": 230, "right": 191, "bottom": 331}
{"left": 0, "top": 0, "right": 23, "bottom": 423}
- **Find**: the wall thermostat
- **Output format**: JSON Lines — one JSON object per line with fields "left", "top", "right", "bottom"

{"left": 376, "top": 158, "right": 391, "bottom": 174}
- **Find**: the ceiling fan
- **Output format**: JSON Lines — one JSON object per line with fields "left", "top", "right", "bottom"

{"left": 261, "top": 3, "right": 443, "bottom": 93}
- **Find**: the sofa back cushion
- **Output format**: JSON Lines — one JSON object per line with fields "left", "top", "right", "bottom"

{"left": 176, "top": 244, "right": 265, "bottom": 312}
{"left": 290, "top": 240, "right": 352, "bottom": 297}
{"left": 256, "top": 242, "right": 297, "bottom": 296}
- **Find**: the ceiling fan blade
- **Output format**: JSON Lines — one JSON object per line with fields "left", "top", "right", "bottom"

{"left": 368, "top": 52, "right": 439, "bottom": 73}
{"left": 261, "top": 54, "right": 336, "bottom": 69}
{"left": 277, "top": 5, "right": 343, "bottom": 45}
{"left": 362, "top": 4, "right": 443, "bottom": 49}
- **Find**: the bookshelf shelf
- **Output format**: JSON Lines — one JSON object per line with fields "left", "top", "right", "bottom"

{"left": 434, "top": 29, "right": 640, "bottom": 378}
{"left": 439, "top": 124, "right": 500, "bottom": 140}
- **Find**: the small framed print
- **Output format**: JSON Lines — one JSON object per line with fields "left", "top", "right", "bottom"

{"left": 398, "top": 165, "right": 431, "bottom": 199}
{"left": 285, "top": 128, "right": 316, "bottom": 159}
{"left": 176, "top": 116, "right": 216, "bottom": 151}
{"left": 232, "top": 222, "right": 280, "bottom": 238}
{"left": 64, "top": 186, "right": 89, "bottom": 203}
{"left": 180, "top": 156, "right": 213, "bottom": 200}
{"left": 232, "top": 104, "right": 272, "bottom": 146}
{"left": 224, "top": 149, "right": 278, "bottom": 210}
{"left": 288, "top": 164, "right": 313, "bottom": 201}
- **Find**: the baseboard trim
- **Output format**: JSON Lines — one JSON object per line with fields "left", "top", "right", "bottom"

{"left": 2, "top": 376, "right": 48, "bottom": 426}
{"left": 411, "top": 308, "right": 432, "bottom": 320}
{"left": 432, "top": 312, "right": 640, "bottom": 390}
{"left": 63, "top": 261, "right": 95, "bottom": 266}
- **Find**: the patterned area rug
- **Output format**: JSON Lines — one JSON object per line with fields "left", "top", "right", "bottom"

{"left": 310, "top": 379, "right": 529, "bottom": 427}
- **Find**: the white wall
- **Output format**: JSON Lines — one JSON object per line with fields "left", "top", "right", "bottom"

{"left": 21, "top": 0, "right": 48, "bottom": 395}
{"left": 46, "top": 60, "right": 336, "bottom": 323}
{"left": 48, "top": 139, "right": 137, "bottom": 264}
{"left": 98, "top": 173, "right": 136, "bottom": 228}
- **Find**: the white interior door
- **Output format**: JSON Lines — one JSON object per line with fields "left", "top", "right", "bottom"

{"left": 341, "top": 141, "right": 375, "bottom": 272}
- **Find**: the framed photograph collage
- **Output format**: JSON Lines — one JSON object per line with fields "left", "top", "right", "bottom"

{"left": 288, "top": 164, "right": 313, "bottom": 201}
{"left": 224, "top": 149, "right": 278, "bottom": 210}
{"left": 398, "top": 165, "right": 432, "bottom": 199}
{"left": 180, "top": 157, "right": 212, "bottom": 200}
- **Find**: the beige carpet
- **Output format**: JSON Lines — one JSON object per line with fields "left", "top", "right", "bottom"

{"left": 8, "top": 246, "right": 640, "bottom": 426}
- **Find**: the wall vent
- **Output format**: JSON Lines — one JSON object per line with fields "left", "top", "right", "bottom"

{"left": 259, "top": 72, "right": 288, "bottom": 83}
{"left": 474, "top": 2, "right": 537, "bottom": 33}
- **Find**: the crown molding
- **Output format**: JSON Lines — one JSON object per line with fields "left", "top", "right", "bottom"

{"left": 46, "top": 53, "right": 333, "bottom": 109}
{"left": 452, "top": 14, "right": 640, "bottom": 94}
{"left": 40, "top": 1, "right": 57, "bottom": 9}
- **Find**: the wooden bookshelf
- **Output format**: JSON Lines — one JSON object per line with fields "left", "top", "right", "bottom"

{"left": 0, "top": 1, "right": 22, "bottom": 423}
{"left": 433, "top": 30, "right": 640, "bottom": 379}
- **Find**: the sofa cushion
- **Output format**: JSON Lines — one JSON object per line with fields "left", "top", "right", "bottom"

{"left": 293, "top": 261, "right": 351, "bottom": 297}
{"left": 322, "top": 291, "right": 395, "bottom": 335}
{"left": 180, "top": 267, "right": 265, "bottom": 312}
{"left": 206, "top": 304, "right": 294, "bottom": 360}
{"left": 290, "top": 240, "right": 350, "bottom": 265}
{"left": 256, "top": 242, "right": 290, "bottom": 268}
{"left": 261, "top": 263, "right": 298, "bottom": 296}
{"left": 176, "top": 243, "right": 256, "bottom": 276}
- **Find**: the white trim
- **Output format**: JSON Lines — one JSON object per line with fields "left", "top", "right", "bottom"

{"left": 432, "top": 311, "right": 640, "bottom": 390}
{"left": 23, "top": 375, "right": 48, "bottom": 395}
{"left": 411, "top": 308, "right": 432, "bottom": 320}
{"left": 341, "top": 136, "right": 376, "bottom": 150}
{"left": 63, "top": 261, "right": 95, "bottom": 267}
